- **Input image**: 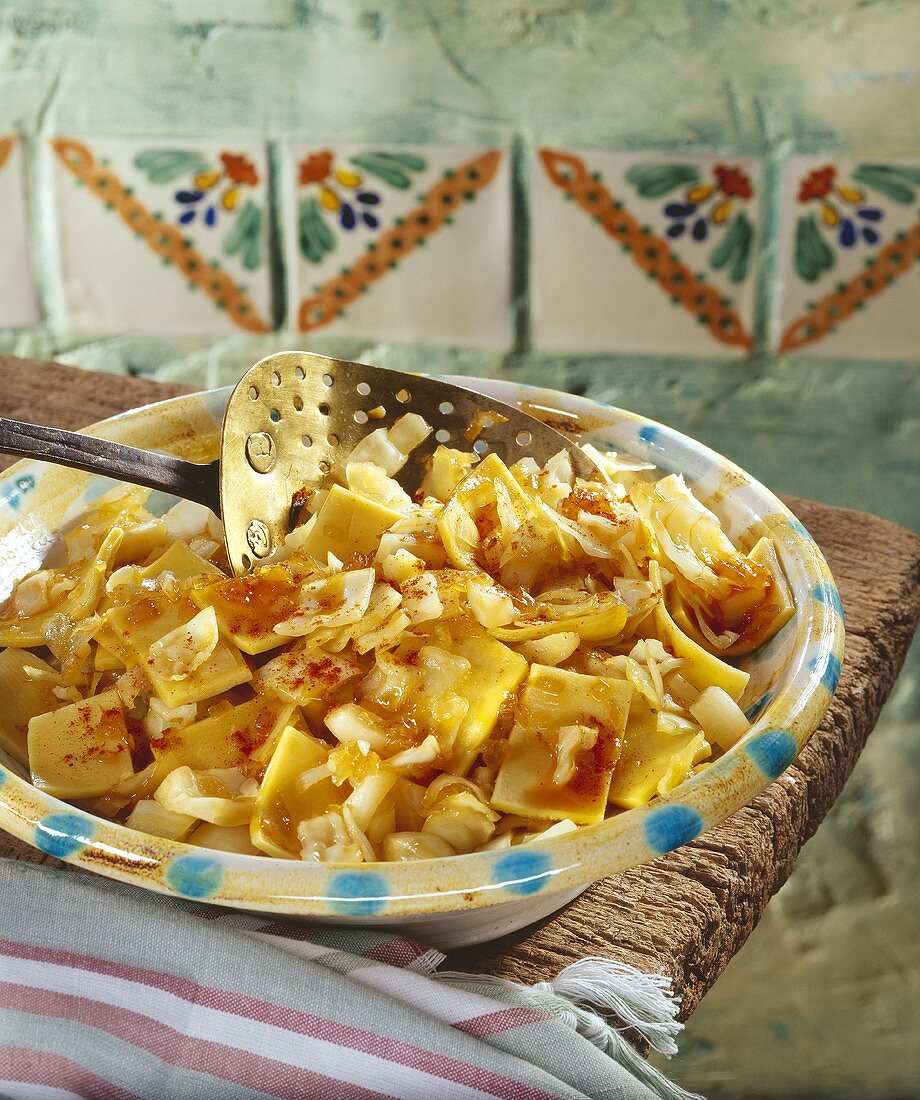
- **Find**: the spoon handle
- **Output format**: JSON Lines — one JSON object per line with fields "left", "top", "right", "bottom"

{"left": 0, "top": 417, "right": 222, "bottom": 515}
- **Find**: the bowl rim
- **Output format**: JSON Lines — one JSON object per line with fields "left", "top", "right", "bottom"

{"left": 0, "top": 375, "right": 845, "bottom": 919}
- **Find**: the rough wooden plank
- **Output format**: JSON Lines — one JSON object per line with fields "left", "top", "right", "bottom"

{"left": 0, "top": 355, "right": 191, "bottom": 440}
{"left": 1, "top": 356, "right": 918, "bottom": 1020}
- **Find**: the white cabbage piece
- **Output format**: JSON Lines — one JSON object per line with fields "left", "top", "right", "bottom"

{"left": 689, "top": 685, "right": 750, "bottom": 749}
{"left": 631, "top": 474, "right": 767, "bottom": 600}
{"left": 465, "top": 576, "right": 516, "bottom": 629}
{"left": 381, "top": 831, "right": 454, "bottom": 861}
{"left": 163, "top": 499, "right": 214, "bottom": 542}
{"left": 148, "top": 606, "right": 219, "bottom": 682}
{"left": 274, "top": 569, "right": 375, "bottom": 637}
{"left": 421, "top": 775, "right": 498, "bottom": 853}
{"left": 346, "top": 461, "right": 413, "bottom": 511}
{"left": 154, "top": 766, "right": 255, "bottom": 826}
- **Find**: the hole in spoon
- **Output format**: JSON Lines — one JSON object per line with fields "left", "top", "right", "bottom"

{"left": 270, "top": 409, "right": 281, "bottom": 423}
{"left": 271, "top": 371, "right": 281, "bottom": 387}
{"left": 354, "top": 410, "right": 369, "bottom": 424}
{"left": 248, "top": 386, "right": 259, "bottom": 401}
{"left": 294, "top": 366, "right": 305, "bottom": 380}
{"left": 435, "top": 428, "right": 450, "bottom": 443}
{"left": 302, "top": 434, "right": 313, "bottom": 448}
{"left": 242, "top": 553, "right": 252, "bottom": 570}
{"left": 515, "top": 429, "right": 532, "bottom": 447}
{"left": 327, "top": 433, "right": 339, "bottom": 446}
{"left": 473, "top": 439, "right": 488, "bottom": 455}
{"left": 292, "top": 395, "right": 304, "bottom": 412}
{"left": 318, "top": 403, "right": 330, "bottom": 416}
{"left": 396, "top": 388, "right": 411, "bottom": 403}
{"left": 438, "top": 401, "right": 454, "bottom": 415}
{"left": 356, "top": 382, "right": 371, "bottom": 396}
{"left": 319, "top": 460, "right": 331, "bottom": 473}
{"left": 322, "top": 373, "right": 334, "bottom": 387}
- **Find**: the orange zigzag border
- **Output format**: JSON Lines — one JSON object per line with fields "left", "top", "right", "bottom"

{"left": 779, "top": 223, "right": 920, "bottom": 352}
{"left": 52, "top": 138, "right": 271, "bottom": 334}
{"left": 0, "top": 136, "right": 15, "bottom": 172}
{"left": 539, "top": 149, "right": 753, "bottom": 351}
{"left": 297, "top": 150, "right": 501, "bottom": 333}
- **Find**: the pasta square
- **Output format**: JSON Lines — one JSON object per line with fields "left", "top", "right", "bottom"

{"left": 491, "top": 665, "right": 632, "bottom": 824}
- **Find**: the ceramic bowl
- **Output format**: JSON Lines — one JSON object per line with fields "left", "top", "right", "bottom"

{"left": 0, "top": 376, "right": 844, "bottom": 948}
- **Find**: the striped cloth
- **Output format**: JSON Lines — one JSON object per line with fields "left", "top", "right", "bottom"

{"left": 0, "top": 858, "right": 697, "bottom": 1100}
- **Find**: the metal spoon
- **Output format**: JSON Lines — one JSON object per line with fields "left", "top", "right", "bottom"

{"left": 0, "top": 351, "right": 593, "bottom": 576}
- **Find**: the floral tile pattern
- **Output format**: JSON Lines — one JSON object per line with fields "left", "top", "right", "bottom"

{"left": 531, "top": 149, "right": 761, "bottom": 356}
{"left": 0, "top": 136, "right": 40, "bottom": 328}
{"left": 284, "top": 143, "right": 512, "bottom": 347}
{"left": 48, "top": 138, "right": 273, "bottom": 336}
{"left": 775, "top": 157, "right": 920, "bottom": 358}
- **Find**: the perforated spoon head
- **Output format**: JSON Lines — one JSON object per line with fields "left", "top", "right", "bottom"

{"left": 219, "top": 350, "right": 593, "bottom": 576}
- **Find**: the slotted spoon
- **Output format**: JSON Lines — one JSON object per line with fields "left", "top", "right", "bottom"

{"left": 0, "top": 351, "right": 593, "bottom": 575}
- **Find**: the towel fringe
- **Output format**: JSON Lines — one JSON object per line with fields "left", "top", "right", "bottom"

{"left": 438, "top": 956, "right": 704, "bottom": 1100}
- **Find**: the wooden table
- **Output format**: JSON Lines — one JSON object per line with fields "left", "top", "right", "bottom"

{"left": 2, "top": 354, "right": 919, "bottom": 1023}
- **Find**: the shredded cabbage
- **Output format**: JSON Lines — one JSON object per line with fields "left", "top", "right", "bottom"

{"left": 7, "top": 405, "right": 792, "bottom": 864}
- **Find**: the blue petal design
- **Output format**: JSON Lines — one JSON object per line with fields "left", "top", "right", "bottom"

{"left": 747, "top": 728, "right": 797, "bottom": 779}
{"left": 666, "top": 222, "right": 686, "bottom": 238}
{"left": 164, "top": 854, "right": 224, "bottom": 899}
{"left": 810, "top": 652, "right": 842, "bottom": 694}
{"left": 493, "top": 849, "right": 552, "bottom": 896}
{"left": 357, "top": 191, "right": 380, "bottom": 205}
{"left": 812, "top": 581, "right": 844, "bottom": 620}
{"left": 362, "top": 212, "right": 379, "bottom": 229}
{"left": 644, "top": 805, "right": 703, "bottom": 854}
{"left": 204, "top": 205, "right": 217, "bottom": 227}
{"left": 340, "top": 204, "right": 357, "bottom": 230}
{"left": 839, "top": 218, "right": 857, "bottom": 247}
{"left": 178, "top": 209, "right": 195, "bottom": 224}
{"left": 857, "top": 207, "right": 883, "bottom": 222}
{"left": 691, "top": 217, "right": 708, "bottom": 241}
{"left": 175, "top": 190, "right": 203, "bottom": 204}
{"left": 328, "top": 871, "right": 389, "bottom": 916}
{"left": 862, "top": 227, "right": 879, "bottom": 245}
{"left": 35, "top": 813, "right": 96, "bottom": 859}
{"left": 664, "top": 202, "right": 696, "bottom": 218}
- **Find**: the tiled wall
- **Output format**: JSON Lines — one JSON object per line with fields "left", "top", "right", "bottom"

{"left": 0, "top": 3, "right": 918, "bottom": 1096}
{"left": 5, "top": 135, "right": 919, "bottom": 360}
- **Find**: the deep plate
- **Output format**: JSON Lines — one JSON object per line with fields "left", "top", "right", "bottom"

{"left": 0, "top": 376, "right": 844, "bottom": 946}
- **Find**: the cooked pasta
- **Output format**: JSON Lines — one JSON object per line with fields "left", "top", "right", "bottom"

{"left": 0, "top": 416, "right": 794, "bottom": 861}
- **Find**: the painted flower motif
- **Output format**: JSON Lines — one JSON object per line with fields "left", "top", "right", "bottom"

{"left": 174, "top": 152, "right": 260, "bottom": 227}
{"left": 299, "top": 151, "right": 334, "bottom": 185}
{"left": 625, "top": 162, "right": 756, "bottom": 283}
{"left": 660, "top": 164, "right": 754, "bottom": 242}
{"left": 298, "top": 148, "right": 427, "bottom": 265}
{"left": 796, "top": 163, "right": 883, "bottom": 252}
{"left": 298, "top": 150, "right": 381, "bottom": 231}
{"left": 787, "top": 162, "right": 920, "bottom": 283}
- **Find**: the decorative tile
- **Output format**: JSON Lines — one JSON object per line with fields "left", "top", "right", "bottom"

{"left": 0, "top": 137, "right": 40, "bottom": 328}
{"left": 775, "top": 157, "right": 920, "bottom": 358}
{"left": 531, "top": 149, "right": 761, "bottom": 356}
{"left": 284, "top": 142, "right": 512, "bottom": 347}
{"left": 49, "top": 137, "right": 273, "bottom": 336}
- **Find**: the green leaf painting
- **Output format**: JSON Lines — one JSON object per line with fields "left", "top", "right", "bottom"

{"left": 134, "top": 149, "right": 210, "bottom": 185}
{"left": 223, "top": 199, "right": 262, "bottom": 270}
{"left": 710, "top": 211, "right": 753, "bottom": 284}
{"left": 794, "top": 214, "right": 835, "bottom": 282}
{"left": 349, "top": 151, "right": 426, "bottom": 190}
{"left": 853, "top": 164, "right": 920, "bottom": 205}
{"left": 625, "top": 164, "right": 700, "bottom": 198}
{"left": 299, "top": 196, "right": 336, "bottom": 264}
